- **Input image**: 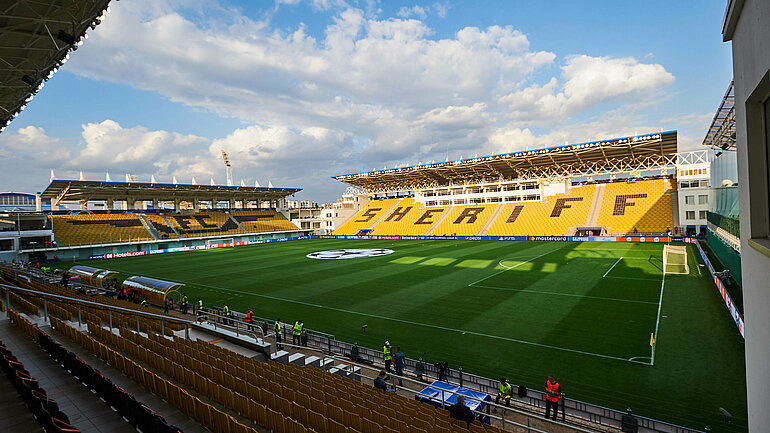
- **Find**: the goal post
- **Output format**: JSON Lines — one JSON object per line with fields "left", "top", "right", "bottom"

{"left": 663, "top": 244, "right": 689, "bottom": 275}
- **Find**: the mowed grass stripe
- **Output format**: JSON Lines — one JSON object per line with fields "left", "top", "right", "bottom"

{"left": 84, "top": 239, "right": 747, "bottom": 432}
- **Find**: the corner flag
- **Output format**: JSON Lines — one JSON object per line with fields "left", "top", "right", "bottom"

{"left": 650, "top": 333, "right": 655, "bottom": 346}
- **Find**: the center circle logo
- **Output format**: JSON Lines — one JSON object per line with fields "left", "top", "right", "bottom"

{"left": 306, "top": 248, "right": 394, "bottom": 260}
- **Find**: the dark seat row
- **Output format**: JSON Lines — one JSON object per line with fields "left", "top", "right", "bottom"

{"left": 37, "top": 329, "right": 184, "bottom": 433}
{"left": 1, "top": 334, "right": 79, "bottom": 433}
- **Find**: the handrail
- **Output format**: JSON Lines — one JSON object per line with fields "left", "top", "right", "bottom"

{"left": 297, "top": 349, "right": 591, "bottom": 433}
{"left": 0, "top": 282, "right": 188, "bottom": 324}
{"left": 1, "top": 266, "right": 706, "bottom": 433}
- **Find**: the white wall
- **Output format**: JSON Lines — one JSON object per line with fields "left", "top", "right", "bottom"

{"left": 725, "top": 0, "right": 770, "bottom": 430}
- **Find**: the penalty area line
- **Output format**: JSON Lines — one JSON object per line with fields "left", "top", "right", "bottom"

{"left": 470, "top": 285, "right": 658, "bottom": 305}
{"left": 101, "top": 257, "right": 645, "bottom": 365}
{"left": 602, "top": 257, "right": 623, "bottom": 278}
{"left": 182, "top": 280, "right": 644, "bottom": 365}
{"left": 467, "top": 245, "right": 568, "bottom": 287}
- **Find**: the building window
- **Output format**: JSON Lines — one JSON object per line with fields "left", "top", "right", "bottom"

{"left": 686, "top": 211, "right": 696, "bottom": 220}
{"left": 698, "top": 195, "right": 708, "bottom": 205}
{"left": 685, "top": 196, "right": 695, "bottom": 205}
{"left": 699, "top": 210, "right": 707, "bottom": 220}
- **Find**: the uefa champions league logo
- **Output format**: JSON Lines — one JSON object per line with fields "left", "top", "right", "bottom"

{"left": 306, "top": 248, "right": 394, "bottom": 259}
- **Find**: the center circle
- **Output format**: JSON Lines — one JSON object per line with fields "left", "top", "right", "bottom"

{"left": 306, "top": 248, "right": 395, "bottom": 260}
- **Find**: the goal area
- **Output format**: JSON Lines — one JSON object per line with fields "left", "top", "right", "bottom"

{"left": 663, "top": 244, "right": 689, "bottom": 275}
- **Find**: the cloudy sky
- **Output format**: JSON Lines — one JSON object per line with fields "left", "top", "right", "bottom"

{"left": 1, "top": 0, "right": 732, "bottom": 203}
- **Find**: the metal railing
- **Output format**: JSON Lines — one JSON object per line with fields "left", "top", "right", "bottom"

{"left": 0, "top": 265, "right": 706, "bottom": 433}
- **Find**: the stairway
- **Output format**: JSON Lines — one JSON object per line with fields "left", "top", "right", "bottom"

{"left": 367, "top": 198, "right": 403, "bottom": 233}
{"left": 227, "top": 211, "right": 249, "bottom": 233}
{"left": 137, "top": 214, "right": 161, "bottom": 240}
{"left": 161, "top": 214, "right": 183, "bottom": 238}
{"left": 424, "top": 206, "right": 454, "bottom": 235}
{"left": 478, "top": 203, "right": 505, "bottom": 236}
{"left": 584, "top": 183, "right": 606, "bottom": 227}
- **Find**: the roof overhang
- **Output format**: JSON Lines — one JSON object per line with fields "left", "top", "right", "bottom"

{"left": 333, "top": 131, "right": 678, "bottom": 192}
{"left": 1, "top": 0, "right": 112, "bottom": 132}
{"left": 40, "top": 180, "right": 301, "bottom": 203}
{"left": 702, "top": 81, "right": 735, "bottom": 150}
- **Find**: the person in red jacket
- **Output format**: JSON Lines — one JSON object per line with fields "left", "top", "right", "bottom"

{"left": 545, "top": 375, "right": 561, "bottom": 420}
{"left": 245, "top": 309, "right": 254, "bottom": 332}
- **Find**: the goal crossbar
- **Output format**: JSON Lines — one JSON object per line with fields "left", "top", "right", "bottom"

{"left": 663, "top": 244, "right": 689, "bottom": 275}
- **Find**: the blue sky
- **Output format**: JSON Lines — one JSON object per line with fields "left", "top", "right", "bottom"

{"left": 0, "top": 0, "right": 732, "bottom": 202}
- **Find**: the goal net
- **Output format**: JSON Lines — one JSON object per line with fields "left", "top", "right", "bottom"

{"left": 663, "top": 245, "right": 689, "bottom": 275}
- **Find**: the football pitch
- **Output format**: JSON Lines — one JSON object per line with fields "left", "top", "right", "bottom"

{"left": 84, "top": 239, "right": 747, "bottom": 431}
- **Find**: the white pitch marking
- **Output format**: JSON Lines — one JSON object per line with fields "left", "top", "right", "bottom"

{"left": 604, "top": 276, "right": 661, "bottom": 282}
{"left": 650, "top": 272, "right": 666, "bottom": 366}
{"left": 121, "top": 271, "right": 644, "bottom": 365}
{"left": 222, "top": 289, "right": 643, "bottom": 364}
{"left": 602, "top": 257, "right": 623, "bottom": 278}
{"left": 471, "top": 285, "right": 658, "bottom": 305}
{"left": 467, "top": 245, "right": 567, "bottom": 287}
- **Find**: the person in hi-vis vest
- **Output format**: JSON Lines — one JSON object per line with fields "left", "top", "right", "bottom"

{"left": 545, "top": 375, "right": 562, "bottom": 420}
{"left": 493, "top": 378, "right": 512, "bottom": 412}
{"left": 383, "top": 341, "right": 393, "bottom": 373}
{"left": 293, "top": 320, "right": 303, "bottom": 345}
{"left": 274, "top": 318, "right": 283, "bottom": 350}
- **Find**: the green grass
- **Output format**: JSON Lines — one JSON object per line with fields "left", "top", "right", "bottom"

{"left": 77, "top": 239, "right": 746, "bottom": 431}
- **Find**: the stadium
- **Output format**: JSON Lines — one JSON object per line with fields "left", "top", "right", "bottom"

{"left": 0, "top": 2, "right": 766, "bottom": 433}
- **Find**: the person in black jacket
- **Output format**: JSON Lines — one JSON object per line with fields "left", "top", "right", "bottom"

{"left": 448, "top": 395, "right": 474, "bottom": 427}
{"left": 374, "top": 370, "right": 389, "bottom": 392}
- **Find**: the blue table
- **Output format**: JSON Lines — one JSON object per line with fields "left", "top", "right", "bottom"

{"left": 415, "top": 381, "right": 491, "bottom": 424}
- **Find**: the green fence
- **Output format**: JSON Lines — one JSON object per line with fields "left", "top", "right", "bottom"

{"left": 705, "top": 231, "right": 743, "bottom": 311}
{"left": 707, "top": 212, "right": 740, "bottom": 238}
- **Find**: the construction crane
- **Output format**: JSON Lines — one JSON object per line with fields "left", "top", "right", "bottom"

{"left": 221, "top": 150, "right": 233, "bottom": 186}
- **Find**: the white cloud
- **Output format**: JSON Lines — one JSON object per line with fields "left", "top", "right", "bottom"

{"left": 397, "top": 5, "right": 428, "bottom": 20}
{"left": 10, "top": 0, "right": 684, "bottom": 201}
{"left": 500, "top": 55, "right": 674, "bottom": 124}
{"left": 433, "top": 2, "right": 448, "bottom": 18}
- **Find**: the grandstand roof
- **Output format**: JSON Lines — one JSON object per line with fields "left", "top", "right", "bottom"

{"left": 333, "top": 131, "right": 678, "bottom": 192}
{"left": 702, "top": 80, "right": 735, "bottom": 150}
{"left": 40, "top": 180, "right": 301, "bottom": 203}
{"left": 0, "top": 0, "right": 111, "bottom": 132}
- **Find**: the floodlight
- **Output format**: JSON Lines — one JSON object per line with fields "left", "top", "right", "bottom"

{"left": 21, "top": 75, "right": 36, "bottom": 86}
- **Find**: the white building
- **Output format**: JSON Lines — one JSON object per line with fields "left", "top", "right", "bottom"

{"left": 723, "top": 0, "right": 770, "bottom": 430}
{"left": 675, "top": 151, "right": 711, "bottom": 236}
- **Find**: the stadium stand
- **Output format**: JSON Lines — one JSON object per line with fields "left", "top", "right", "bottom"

{"left": 337, "top": 179, "right": 675, "bottom": 237}
{"left": 49, "top": 214, "right": 154, "bottom": 246}
{"left": 333, "top": 198, "right": 400, "bottom": 235}
{"left": 231, "top": 210, "right": 298, "bottom": 233}
{"left": 1, "top": 315, "right": 83, "bottom": 433}
{"left": 596, "top": 178, "right": 674, "bottom": 234}
{"left": 143, "top": 214, "right": 180, "bottom": 239}
{"left": 486, "top": 184, "right": 595, "bottom": 236}
{"left": 69, "top": 320, "right": 501, "bottom": 433}
{"left": 370, "top": 198, "right": 450, "bottom": 236}
{"left": 6, "top": 310, "right": 184, "bottom": 433}
{"left": 163, "top": 211, "right": 246, "bottom": 238}
{"left": 430, "top": 204, "right": 497, "bottom": 236}
{"left": 46, "top": 210, "right": 300, "bottom": 246}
